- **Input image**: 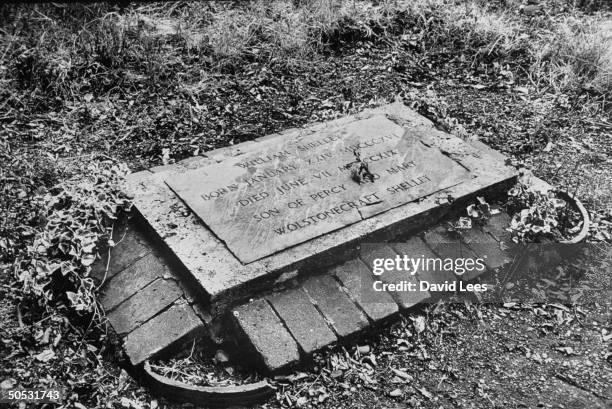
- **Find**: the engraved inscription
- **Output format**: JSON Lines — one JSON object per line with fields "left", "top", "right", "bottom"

{"left": 166, "top": 116, "right": 471, "bottom": 263}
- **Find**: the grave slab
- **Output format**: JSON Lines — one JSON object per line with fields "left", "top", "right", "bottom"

{"left": 125, "top": 102, "right": 518, "bottom": 313}
{"left": 99, "top": 107, "right": 564, "bottom": 373}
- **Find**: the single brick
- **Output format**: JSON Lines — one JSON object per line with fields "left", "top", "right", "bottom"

{"left": 422, "top": 226, "right": 486, "bottom": 281}
{"left": 107, "top": 278, "right": 183, "bottom": 335}
{"left": 333, "top": 259, "right": 399, "bottom": 322}
{"left": 268, "top": 289, "right": 337, "bottom": 355}
{"left": 459, "top": 227, "right": 511, "bottom": 272}
{"left": 301, "top": 274, "right": 368, "bottom": 339}
{"left": 232, "top": 299, "right": 300, "bottom": 373}
{"left": 423, "top": 226, "right": 480, "bottom": 260}
{"left": 391, "top": 237, "right": 457, "bottom": 291}
{"left": 359, "top": 244, "right": 430, "bottom": 309}
{"left": 483, "top": 211, "right": 512, "bottom": 244}
{"left": 101, "top": 253, "right": 168, "bottom": 311}
{"left": 92, "top": 229, "right": 151, "bottom": 283}
{"left": 123, "top": 301, "right": 204, "bottom": 365}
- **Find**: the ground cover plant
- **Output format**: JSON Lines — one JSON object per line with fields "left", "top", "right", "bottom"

{"left": 1, "top": 0, "right": 611, "bottom": 407}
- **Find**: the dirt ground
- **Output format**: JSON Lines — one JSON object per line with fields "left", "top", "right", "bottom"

{"left": 1, "top": 1, "right": 611, "bottom": 408}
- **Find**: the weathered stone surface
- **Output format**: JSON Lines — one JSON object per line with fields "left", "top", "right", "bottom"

{"left": 100, "top": 253, "right": 169, "bottom": 311}
{"left": 126, "top": 103, "right": 518, "bottom": 311}
{"left": 391, "top": 237, "right": 457, "bottom": 290}
{"left": 167, "top": 117, "right": 470, "bottom": 263}
{"left": 268, "top": 289, "right": 337, "bottom": 355}
{"left": 107, "top": 278, "right": 183, "bottom": 334}
{"left": 359, "top": 244, "right": 431, "bottom": 309}
{"left": 123, "top": 301, "right": 204, "bottom": 365}
{"left": 333, "top": 259, "right": 399, "bottom": 322}
{"left": 91, "top": 228, "right": 151, "bottom": 283}
{"left": 232, "top": 299, "right": 300, "bottom": 373}
{"left": 301, "top": 274, "right": 368, "bottom": 338}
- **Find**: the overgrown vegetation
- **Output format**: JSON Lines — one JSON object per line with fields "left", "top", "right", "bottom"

{"left": 505, "top": 180, "right": 583, "bottom": 242}
{"left": 1, "top": 0, "right": 610, "bottom": 408}
{"left": 2, "top": 1, "right": 611, "bottom": 111}
{"left": 16, "top": 162, "right": 131, "bottom": 315}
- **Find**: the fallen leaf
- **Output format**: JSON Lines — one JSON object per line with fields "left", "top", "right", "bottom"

{"left": 389, "top": 388, "right": 403, "bottom": 397}
{"left": 214, "top": 349, "right": 230, "bottom": 363}
{"left": 330, "top": 370, "right": 343, "bottom": 379}
{"left": 34, "top": 349, "right": 55, "bottom": 362}
{"left": 391, "top": 368, "right": 414, "bottom": 382}
{"left": 543, "top": 141, "right": 554, "bottom": 152}
{"left": 357, "top": 345, "right": 371, "bottom": 354}
{"left": 555, "top": 346, "right": 575, "bottom": 355}
{"left": 0, "top": 379, "right": 16, "bottom": 389}
{"left": 417, "top": 386, "right": 433, "bottom": 399}
{"left": 412, "top": 316, "right": 426, "bottom": 334}
{"left": 362, "top": 354, "right": 377, "bottom": 367}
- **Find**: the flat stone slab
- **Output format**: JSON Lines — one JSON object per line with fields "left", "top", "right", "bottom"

{"left": 167, "top": 116, "right": 469, "bottom": 263}
{"left": 126, "top": 102, "right": 518, "bottom": 311}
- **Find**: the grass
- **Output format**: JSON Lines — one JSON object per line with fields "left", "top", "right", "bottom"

{"left": 1, "top": 1, "right": 609, "bottom": 113}
{"left": 531, "top": 15, "right": 612, "bottom": 95}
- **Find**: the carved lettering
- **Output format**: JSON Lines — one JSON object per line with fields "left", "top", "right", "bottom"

{"left": 386, "top": 175, "right": 432, "bottom": 194}
{"left": 235, "top": 150, "right": 292, "bottom": 168}
{"left": 310, "top": 184, "right": 347, "bottom": 201}
{"left": 238, "top": 191, "right": 270, "bottom": 207}
{"left": 167, "top": 116, "right": 470, "bottom": 263}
